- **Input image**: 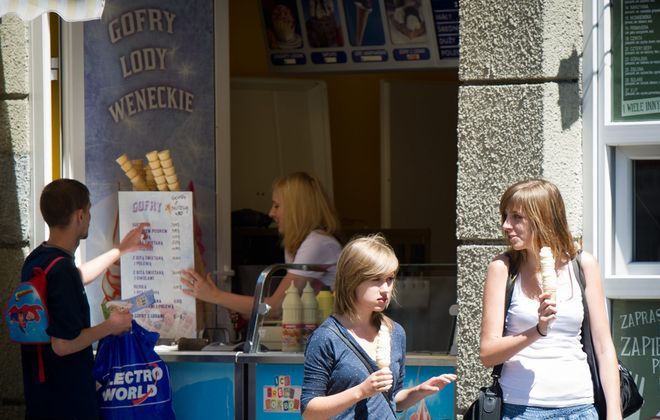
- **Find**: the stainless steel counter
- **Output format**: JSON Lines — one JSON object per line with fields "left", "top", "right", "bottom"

{"left": 157, "top": 349, "right": 456, "bottom": 366}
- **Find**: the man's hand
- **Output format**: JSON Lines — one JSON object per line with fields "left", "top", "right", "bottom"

{"left": 106, "top": 309, "right": 132, "bottom": 336}
{"left": 119, "top": 222, "right": 153, "bottom": 255}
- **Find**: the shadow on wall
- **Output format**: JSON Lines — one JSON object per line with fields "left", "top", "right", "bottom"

{"left": 557, "top": 49, "right": 580, "bottom": 131}
{"left": 0, "top": 34, "right": 23, "bottom": 243}
{"left": 0, "top": 35, "right": 28, "bottom": 418}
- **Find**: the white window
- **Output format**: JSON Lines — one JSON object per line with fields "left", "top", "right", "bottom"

{"left": 584, "top": 0, "right": 660, "bottom": 299}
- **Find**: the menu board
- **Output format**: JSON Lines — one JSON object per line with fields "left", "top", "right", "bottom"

{"left": 118, "top": 191, "right": 196, "bottom": 340}
{"left": 611, "top": 299, "right": 659, "bottom": 419}
{"left": 260, "top": 0, "right": 458, "bottom": 72}
{"left": 612, "top": 0, "right": 660, "bottom": 121}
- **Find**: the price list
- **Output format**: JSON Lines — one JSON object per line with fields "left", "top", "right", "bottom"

{"left": 613, "top": 0, "right": 660, "bottom": 120}
{"left": 118, "top": 191, "right": 196, "bottom": 339}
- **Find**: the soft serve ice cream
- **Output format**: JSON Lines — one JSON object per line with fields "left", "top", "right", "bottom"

{"left": 539, "top": 246, "right": 558, "bottom": 332}
{"left": 375, "top": 323, "right": 391, "bottom": 370}
{"left": 539, "top": 246, "right": 558, "bottom": 302}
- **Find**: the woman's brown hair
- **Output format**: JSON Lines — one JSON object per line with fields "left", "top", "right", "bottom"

{"left": 499, "top": 178, "right": 577, "bottom": 271}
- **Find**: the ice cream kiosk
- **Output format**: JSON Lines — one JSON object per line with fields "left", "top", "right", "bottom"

{"left": 72, "top": 0, "right": 459, "bottom": 418}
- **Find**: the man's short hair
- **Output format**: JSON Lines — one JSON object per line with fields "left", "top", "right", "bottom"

{"left": 40, "top": 179, "right": 90, "bottom": 228}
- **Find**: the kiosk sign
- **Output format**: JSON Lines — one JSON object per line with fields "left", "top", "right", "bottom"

{"left": 611, "top": 299, "right": 660, "bottom": 419}
{"left": 612, "top": 0, "right": 660, "bottom": 121}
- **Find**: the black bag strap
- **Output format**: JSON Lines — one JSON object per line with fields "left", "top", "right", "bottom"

{"left": 327, "top": 323, "right": 397, "bottom": 416}
{"left": 492, "top": 259, "right": 517, "bottom": 379}
{"left": 571, "top": 251, "right": 608, "bottom": 418}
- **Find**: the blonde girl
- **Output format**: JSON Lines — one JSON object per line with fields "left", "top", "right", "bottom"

{"left": 181, "top": 172, "right": 342, "bottom": 316}
{"left": 302, "top": 234, "right": 456, "bottom": 419}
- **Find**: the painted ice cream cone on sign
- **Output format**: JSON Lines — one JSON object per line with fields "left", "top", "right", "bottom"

{"left": 354, "top": 0, "right": 373, "bottom": 46}
{"left": 116, "top": 154, "right": 147, "bottom": 191}
{"left": 157, "top": 149, "right": 180, "bottom": 191}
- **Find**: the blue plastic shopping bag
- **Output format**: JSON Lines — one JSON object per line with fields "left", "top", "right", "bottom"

{"left": 94, "top": 321, "right": 175, "bottom": 419}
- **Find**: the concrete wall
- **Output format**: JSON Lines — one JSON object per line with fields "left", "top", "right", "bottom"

{"left": 455, "top": 0, "right": 583, "bottom": 413}
{"left": 0, "top": 15, "right": 30, "bottom": 419}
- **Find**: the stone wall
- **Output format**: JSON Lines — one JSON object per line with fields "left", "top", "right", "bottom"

{"left": 0, "top": 15, "right": 30, "bottom": 419}
{"left": 455, "top": 0, "right": 583, "bottom": 414}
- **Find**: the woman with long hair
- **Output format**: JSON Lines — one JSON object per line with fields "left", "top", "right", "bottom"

{"left": 301, "top": 234, "right": 456, "bottom": 419}
{"left": 180, "top": 171, "right": 342, "bottom": 316}
{"left": 480, "top": 179, "right": 620, "bottom": 419}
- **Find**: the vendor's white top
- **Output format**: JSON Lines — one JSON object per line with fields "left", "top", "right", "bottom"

{"left": 285, "top": 230, "right": 342, "bottom": 289}
{"left": 501, "top": 261, "right": 593, "bottom": 407}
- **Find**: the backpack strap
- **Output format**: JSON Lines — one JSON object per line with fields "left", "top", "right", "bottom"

{"left": 37, "top": 256, "right": 65, "bottom": 383}
{"left": 43, "top": 256, "right": 65, "bottom": 274}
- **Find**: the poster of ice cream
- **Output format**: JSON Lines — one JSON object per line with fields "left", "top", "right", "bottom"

{"left": 343, "top": 0, "right": 385, "bottom": 46}
{"left": 262, "top": 0, "right": 304, "bottom": 49}
{"left": 118, "top": 191, "right": 196, "bottom": 339}
{"left": 302, "top": 0, "right": 345, "bottom": 48}
{"left": 82, "top": 0, "right": 216, "bottom": 329}
{"left": 384, "top": 0, "right": 427, "bottom": 44}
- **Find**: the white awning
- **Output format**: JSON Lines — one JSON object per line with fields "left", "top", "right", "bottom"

{"left": 0, "top": 0, "right": 105, "bottom": 22}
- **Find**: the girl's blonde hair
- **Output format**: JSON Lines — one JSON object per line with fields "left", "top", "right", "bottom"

{"left": 334, "top": 234, "right": 398, "bottom": 329}
{"left": 273, "top": 172, "right": 339, "bottom": 255}
{"left": 499, "top": 178, "right": 577, "bottom": 271}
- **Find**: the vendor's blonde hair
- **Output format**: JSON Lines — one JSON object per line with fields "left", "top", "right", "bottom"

{"left": 273, "top": 172, "right": 339, "bottom": 255}
{"left": 499, "top": 178, "right": 577, "bottom": 272}
{"left": 334, "top": 234, "right": 398, "bottom": 329}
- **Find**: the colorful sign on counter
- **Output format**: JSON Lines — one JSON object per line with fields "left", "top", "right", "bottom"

{"left": 263, "top": 375, "right": 302, "bottom": 413}
{"left": 118, "top": 191, "right": 196, "bottom": 339}
{"left": 260, "top": 0, "right": 459, "bottom": 72}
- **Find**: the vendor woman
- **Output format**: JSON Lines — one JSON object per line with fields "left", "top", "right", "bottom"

{"left": 181, "top": 171, "right": 342, "bottom": 316}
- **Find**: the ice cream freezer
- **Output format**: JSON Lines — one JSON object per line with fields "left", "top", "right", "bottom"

{"left": 158, "top": 349, "right": 456, "bottom": 420}
{"left": 158, "top": 350, "right": 241, "bottom": 420}
{"left": 240, "top": 352, "right": 457, "bottom": 420}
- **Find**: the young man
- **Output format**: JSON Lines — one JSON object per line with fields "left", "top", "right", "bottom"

{"left": 21, "top": 179, "right": 151, "bottom": 419}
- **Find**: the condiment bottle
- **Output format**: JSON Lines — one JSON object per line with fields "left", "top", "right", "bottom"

{"left": 301, "top": 281, "right": 318, "bottom": 349}
{"left": 281, "top": 282, "right": 302, "bottom": 352}
{"left": 316, "top": 286, "right": 334, "bottom": 324}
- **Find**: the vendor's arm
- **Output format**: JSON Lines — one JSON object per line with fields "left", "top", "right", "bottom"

{"left": 479, "top": 255, "right": 551, "bottom": 367}
{"left": 394, "top": 374, "right": 457, "bottom": 411}
{"left": 180, "top": 269, "right": 314, "bottom": 317}
{"left": 303, "top": 369, "right": 393, "bottom": 420}
{"left": 51, "top": 310, "right": 132, "bottom": 357}
{"left": 581, "top": 252, "right": 622, "bottom": 420}
{"left": 78, "top": 223, "right": 151, "bottom": 285}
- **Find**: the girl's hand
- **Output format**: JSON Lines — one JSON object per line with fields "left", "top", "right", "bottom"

{"left": 415, "top": 373, "right": 457, "bottom": 397}
{"left": 359, "top": 368, "right": 393, "bottom": 398}
{"left": 180, "top": 269, "right": 218, "bottom": 301}
{"left": 537, "top": 292, "right": 557, "bottom": 335}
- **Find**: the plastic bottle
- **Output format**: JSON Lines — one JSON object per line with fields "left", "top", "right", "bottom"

{"left": 281, "top": 282, "right": 302, "bottom": 352}
{"left": 301, "top": 281, "right": 319, "bottom": 349}
{"left": 316, "top": 286, "right": 334, "bottom": 324}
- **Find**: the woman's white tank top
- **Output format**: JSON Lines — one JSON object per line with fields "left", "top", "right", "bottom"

{"left": 500, "top": 262, "right": 594, "bottom": 407}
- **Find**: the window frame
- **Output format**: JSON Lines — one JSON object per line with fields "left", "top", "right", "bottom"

{"left": 586, "top": 0, "right": 660, "bottom": 299}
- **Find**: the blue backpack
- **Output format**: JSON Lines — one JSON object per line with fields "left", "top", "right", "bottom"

{"left": 4, "top": 256, "right": 64, "bottom": 382}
